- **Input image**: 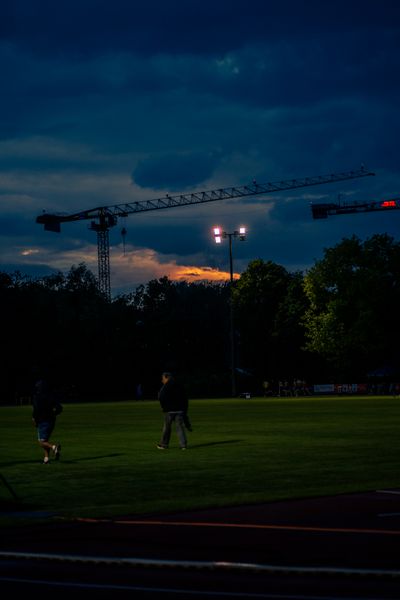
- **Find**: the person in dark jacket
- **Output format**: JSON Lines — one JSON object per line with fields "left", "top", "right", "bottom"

{"left": 32, "top": 376, "right": 63, "bottom": 464}
{"left": 157, "top": 372, "right": 190, "bottom": 450}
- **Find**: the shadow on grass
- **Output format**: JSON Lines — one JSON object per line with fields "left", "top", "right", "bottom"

{"left": 1, "top": 459, "right": 49, "bottom": 467}
{"left": 188, "top": 439, "right": 243, "bottom": 449}
{"left": 1, "top": 453, "right": 125, "bottom": 467}
{"left": 61, "top": 453, "right": 126, "bottom": 464}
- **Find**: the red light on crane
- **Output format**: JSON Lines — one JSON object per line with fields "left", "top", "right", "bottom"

{"left": 381, "top": 200, "right": 397, "bottom": 208}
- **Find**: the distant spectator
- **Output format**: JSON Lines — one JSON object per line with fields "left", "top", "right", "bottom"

{"left": 262, "top": 381, "right": 270, "bottom": 397}
{"left": 136, "top": 383, "right": 143, "bottom": 400}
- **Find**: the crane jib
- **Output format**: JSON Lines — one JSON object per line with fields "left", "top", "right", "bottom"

{"left": 36, "top": 167, "right": 374, "bottom": 227}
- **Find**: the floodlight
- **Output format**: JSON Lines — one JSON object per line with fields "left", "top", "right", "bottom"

{"left": 213, "top": 227, "right": 222, "bottom": 243}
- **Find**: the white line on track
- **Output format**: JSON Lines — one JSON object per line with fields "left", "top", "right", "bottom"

{"left": 1, "top": 551, "right": 400, "bottom": 579}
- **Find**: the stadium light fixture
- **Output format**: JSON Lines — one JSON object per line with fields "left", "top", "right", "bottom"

{"left": 212, "top": 226, "right": 247, "bottom": 397}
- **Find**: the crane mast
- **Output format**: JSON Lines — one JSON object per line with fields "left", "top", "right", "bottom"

{"left": 37, "top": 166, "right": 374, "bottom": 300}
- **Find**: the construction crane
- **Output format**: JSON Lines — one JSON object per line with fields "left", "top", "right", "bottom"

{"left": 37, "top": 166, "right": 374, "bottom": 300}
{"left": 311, "top": 196, "right": 400, "bottom": 219}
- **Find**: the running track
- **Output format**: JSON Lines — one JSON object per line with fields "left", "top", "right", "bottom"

{"left": 1, "top": 489, "right": 400, "bottom": 598}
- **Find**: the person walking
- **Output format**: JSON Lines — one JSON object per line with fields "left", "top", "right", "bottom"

{"left": 157, "top": 371, "right": 189, "bottom": 450}
{"left": 32, "top": 374, "right": 63, "bottom": 464}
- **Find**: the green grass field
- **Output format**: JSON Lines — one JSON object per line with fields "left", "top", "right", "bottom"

{"left": 1, "top": 396, "right": 399, "bottom": 525}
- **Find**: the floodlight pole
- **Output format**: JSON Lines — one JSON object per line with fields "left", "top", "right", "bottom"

{"left": 213, "top": 227, "right": 246, "bottom": 397}
{"left": 227, "top": 232, "right": 236, "bottom": 398}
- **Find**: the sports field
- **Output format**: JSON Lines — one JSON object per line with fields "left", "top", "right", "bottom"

{"left": 1, "top": 396, "right": 399, "bottom": 524}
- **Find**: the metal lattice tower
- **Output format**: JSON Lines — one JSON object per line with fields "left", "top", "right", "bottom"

{"left": 97, "top": 228, "right": 111, "bottom": 300}
{"left": 88, "top": 211, "right": 116, "bottom": 301}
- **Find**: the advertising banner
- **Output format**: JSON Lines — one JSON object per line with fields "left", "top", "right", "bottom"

{"left": 313, "top": 383, "right": 368, "bottom": 394}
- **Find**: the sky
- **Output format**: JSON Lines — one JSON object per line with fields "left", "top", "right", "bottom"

{"left": 1, "top": 0, "right": 400, "bottom": 296}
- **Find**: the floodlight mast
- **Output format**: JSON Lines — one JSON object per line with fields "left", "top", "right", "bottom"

{"left": 36, "top": 166, "right": 374, "bottom": 300}
{"left": 213, "top": 226, "right": 247, "bottom": 397}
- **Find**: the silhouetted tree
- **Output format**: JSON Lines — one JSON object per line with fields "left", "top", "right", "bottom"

{"left": 128, "top": 277, "right": 231, "bottom": 396}
{"left": 232, "top": 259, "right": 313, "bottom": 389}
{"left": 303, "top": 234, "right": 400, "bottom": 378}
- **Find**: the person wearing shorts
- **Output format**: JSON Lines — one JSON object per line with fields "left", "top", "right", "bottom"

{"left": 32, "top": 376, "right": 63, "bottom": 464}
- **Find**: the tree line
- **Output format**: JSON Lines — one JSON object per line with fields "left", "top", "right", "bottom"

{"left": 2, "top": 233, "right": 399, "bottom": 404}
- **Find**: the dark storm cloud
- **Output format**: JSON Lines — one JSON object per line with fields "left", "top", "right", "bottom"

{"left": 132, "top": 152, "right": 220, "bottom": 191}
{"left": 4, "top": 20, "right": 400, "bottom": 110}
{"left": 2, "top": 2, "right": 399, "bottom": 148}
{"left": 3, "top": 0, "right": 399, "bottom": 57}
{"left": 115, "top": 218, "right": 207, "bottom": 256}
{"left": 0, "top": 150, "right": 107, "bottom": 173}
